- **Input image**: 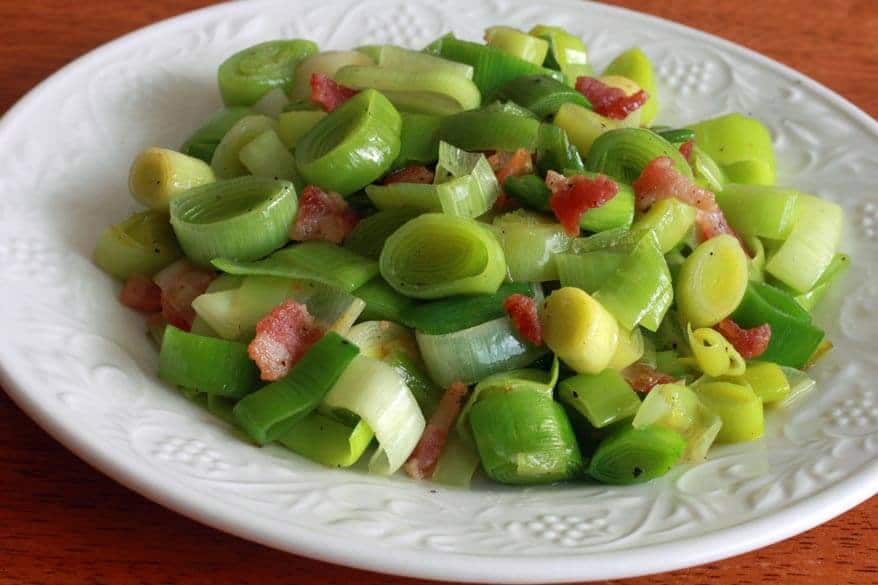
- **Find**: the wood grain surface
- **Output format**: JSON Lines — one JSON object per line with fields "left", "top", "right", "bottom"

{"left": 1, "top": 1, "right": 876, "bottom": 584}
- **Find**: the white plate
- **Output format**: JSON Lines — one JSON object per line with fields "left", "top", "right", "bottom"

{"left": 1, "top": 0, "right": 877, "bottom": 582}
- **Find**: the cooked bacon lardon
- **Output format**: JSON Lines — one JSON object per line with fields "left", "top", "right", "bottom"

{"left": 404, "top": 381, "right": 469, "bottom": 480}
{"left": 715, "top": 318, "right": 772, "bottom": 359}
{"left": 633, "top": 156, "right": 745, "bottom": 249}
{"left": 383, "top": 165, "right": 435, "bottom": 185}
{"left": 678, "top": 139, "right": 695, "bottom": 165}
{"left": 574, "top": 76, "right": 649, "bottom": 120}
{"left": 504, "top": 293, "right": 543, "bottom": 346}
{"left": 309, "top": 73, "right": 358, "bottom": 113}
{"left": 152, "top": 260, "right": 216, "bottom": 331}
{"left": 290, "top": 185, "right": 359, "bottom": 245}
{"left": 545, "top": 170, "right": 619, "bottom": 236}
{"left": 120, "top": 274, "right": 163, "bottom": 313}
{"left": 248, "top": 299, "right": 325, "bottom": 381}
{"left": 488, "top": 148, "right": 533, "bottom": 211}
{"left": 622, "top": 363, "right": 676, "bottom": 394}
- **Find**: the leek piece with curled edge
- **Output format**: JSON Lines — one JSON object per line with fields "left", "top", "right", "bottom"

{"left": 558, "top": 369, "right": 641, "bottom": 429}
{"left": 278, "top": 412, "right": 374, "bottom": 468}
{"left": 733, "top": 361, "right": 790, "bottom": 403}
{"left": 690, "top": 113, "right": 776, "bottom": 186}
{"left": 159, "top": 326, "right": 260, "bottom": 398}
{"left": 715, "top": 184, "right": 800, "bottom": 240}
{"left": 485, "top": 27, "right": 550, "bottom": 65}
{"left": 795, "top": 253, "right": 850, "bottom": 312}
{"left": 603, "top": 48, "right": 657, "bottom": 125}
{"left": 765, "top": 193, "right": 843, "bottom": 293}
{"left": 588, "top": 425, "right": 686, "bottom": 485}
{"left": 218, "top": 39, "right": 318, "bottom": 106}
{"left": 686, "top": 324, "right": 746, "bottom": 377}
{"left": 295, "top": 89, "right": 402, "bottom": 196}
{"left": 277, "top": 110, "right": 326, "bottom": 149}
{"left": 334, "top": 65, "right": 481, "bottom": 116}
{"left": 528, "top": 25, "right": 591, "bottom": 83}
{"left": 238, "top": 130, "right": 299, "bottom": 183}
{"left": 491, "top": 75, "right": 591, "bottom": 119}
{"left": 556, "top": 250, "right": 625, "bottom": 293}
{"left": 629, "top": 197, "right": 697, "bottom": 253}
{"left": 417, "top": 316, "right": 548, "bottom": 387}
{"left": 402, "top": 282, "right": 536, "bottom": 335}
{"left": 288, "top": 50, "right": 374, "bottom": 103}
{"left": 213, "top": 241, "right": 378, "bottom": 293}
{"left": 94, "top": 210, "right": 182, "bottom": 280}
{"left": 492, "top": 211, "right": 571, "bottom": 281}
{"left": 692, "top": 144, "right": 726, "bottom": 192}
{"left": 437, "top": 36, "right": 565, "bottom": 96}
{"left": 233, "top": 332, "right": 359, "bottom": 444}
{"left": 592, "top": 230, "right": 673, "bottom": 331}
{"left": 632, "top": 383, "right": 722, "bottom": 462}
{"left": 375, "top": 44, "right": 474, "bottom": 79}
{"left": 676, "top": 234, "right": 749, "bottom": 328}
{"left": 344, "top": 208, "right": 421, "bottom": 260}
{"left": 380, "top": 213, "right": 506, "bottom": 299}
{"left": 536, "top": 123, "right": 585, "bottom": 175}
{"left": 469, "top": 390, "right": 583, "bottom": 485}
{"left": 386, "top": 351, "right": 443, "bottom": 417}
{"left": 731, "top": 281, "right": 824, "bottom": 369}
{"left": 181, "top": 107, "right": 252, "bottom": 163}
{"left": 128, "top": 148, "right": 215, "bottom": 211}
{"left": 694, "top": 381, "right": 764, "bottom": 444}
{"left": 585, "top": 128, "right": 693, "bottom": 183}
{"left": 354, "top": 277, "right": 417, "bottom": 323}
{"left": 368, "top": 143, "right": 500, "bottom": 217}
{"left": 553, "top": 102, "right": 640, "bottom": 157}
{"left": 393, "top": 112, "right": 441, "bottom": 169}
{"left": 169, "top": 176, "right": 298, "bottom": 267}
{"left": 542, "top": 287, "right": 620, "bottom": 375}
{"left": 323, "top": 354, "right": 426, "bottom": 475}
{"left": 211, "top": 115, "right": 279, "bottom": 179}
{"left": 438, "top": 108, "right": 541, "bottom": 152}
{"left": 345, "top": 320, "right": 419, "bottom": 361}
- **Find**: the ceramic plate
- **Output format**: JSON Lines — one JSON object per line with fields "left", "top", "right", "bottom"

{"left": 1, "top": 0, "right": 876, "bottom": 582}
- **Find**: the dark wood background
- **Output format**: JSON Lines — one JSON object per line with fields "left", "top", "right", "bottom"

{"left": 1, "top": 1, "right": 875, "bottom": 584}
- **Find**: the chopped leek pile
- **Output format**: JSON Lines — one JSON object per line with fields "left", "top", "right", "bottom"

{"left": 95, "top": 25, "right": 848, "bottom": 488}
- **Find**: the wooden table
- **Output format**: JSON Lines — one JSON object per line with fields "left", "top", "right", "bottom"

{"left": 1, "top": 1, "right": 876, "bottom": 583}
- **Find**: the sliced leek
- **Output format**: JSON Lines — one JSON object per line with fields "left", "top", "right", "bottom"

{"left": 129, "top": 148, "right": 215, "bottom": 211}
{"left": 94, "top": 210, "right": 182, "bottom": 279}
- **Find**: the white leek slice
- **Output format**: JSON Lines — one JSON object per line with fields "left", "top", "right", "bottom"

{"left": 322, "top": 355, "right": 426, "bottom": 475}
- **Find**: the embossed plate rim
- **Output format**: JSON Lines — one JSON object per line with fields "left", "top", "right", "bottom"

{"left": 1, "top": 0, "right": 877, "bottom": 582}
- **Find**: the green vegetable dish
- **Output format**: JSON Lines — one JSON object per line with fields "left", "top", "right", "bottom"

{"left": 96, "top": 26, "right": 847, "bottom": 487}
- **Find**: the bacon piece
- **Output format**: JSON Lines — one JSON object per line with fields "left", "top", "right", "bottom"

{"left": 715, "top": 318, "right": 772, "bottom": 360}
{"left": 383, "top": 165, "right": 435, "bottom": 185}
{"left": 309, "top": 73, "right": 358, "bottom": 113}
{"left": 575, "top": 76, "right": 649, "bottom": 120}
{"left": 290, "top": 185, "right": 359, "bottom": 245}
{"left": 504, "top": 293, "right": 543, "bottom": 346}
{"left": 633, "top": 156, "right": 747, "bottom": 250}
{"left": 119, "top": 274, "right": 162, "bottom": 313}
{"left": 248, "top": 299, "right": 325, "bottom": 381}
{"left": 488, "top": 148, "right": 533, "bottom": 211}
{"left": 622, "top": 363, "right": 677, "bottom": 394}
{"left": 153, "top": 260, "right": 215, "bottom": 331}
{"left": 545, "top": 170, "right": 619, "bottom": 236}
{"left": 679, "top": 139, "right": 695, "bottom": 165}
{"left": 404, "top": 381, "right": 469, "bottom": 480}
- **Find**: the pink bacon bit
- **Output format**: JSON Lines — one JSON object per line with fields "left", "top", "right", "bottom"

{"left": 309, "top": 73, "right": 358, "bottom": 113}
{"left": 404, "top": 381, "right": 470, "bottom": 480}
{"left": 488, "top": 148, "right": 533, "bottom": 211}
{"left": 153, "top": 260, "right": 216, "bottom": 331}
{"left": 715, "top": 318, "right": 772, "bottom": 360}
{"left": 120, "top": 274, "right": 162, "bottom": 313}
{"left": 546, "top": 170, "right": 619, "bottom": 236}
{"left": 504, "top": 293, "right": 543, "bottom": 346}
{"left": 575, "top": 76, "right": 649, "bottom": 120}
{"left": 290, "top": 185, "right": 359, "bottom": 245}
{"left": 679, "top": 139, "right": 695, "bottom": 165}
{"left": 247, "top": 299, "right": 325, "bottom": 382}
{"left": 383, "top": 165, "right": 435, "bottom": 185}
{"left": 632, "top": 156, "right": 748, "bottom": 252}
{"left": 622, "top": 363, "right": 676, "bottom": 394}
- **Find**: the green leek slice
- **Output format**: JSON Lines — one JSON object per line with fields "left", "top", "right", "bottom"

{"left": 585, "top": 128, "right": 692, "bottom": 183}
{"left": 603, "top": 48, "right": 657, "bottom": 125}
{"left": 676, "top": 234, "right": 749, "bottom": 327}
{"left": 218, "top": 40, "right": 318, "bottom": 106}
{"left": 181, "top": 107, "right": 252, "bottom": 163}
{"left": 558, "top": 369, "right": 641, "bottom": 429}
{"left": 491, "top": 75, "right": 591, "bottom": 119}
{"left": 588, "top": 425, "right": 685, "bottom": 484}
{"left": 94, "top": 210, "right": 182, "bottom": 279}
